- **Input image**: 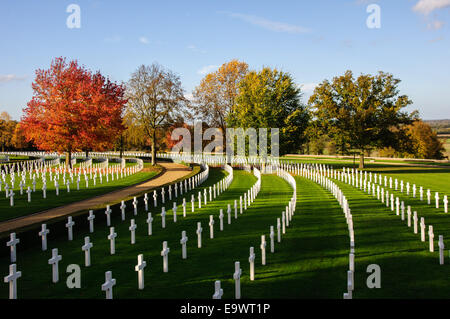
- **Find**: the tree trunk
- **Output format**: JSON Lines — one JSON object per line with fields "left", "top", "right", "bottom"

{"left": 66, "top": 150, "right": 72, "bottom": 169}
{"left": 151, "top": 129, "right": 156, "bottom": 166}
{"left": 85, "top": 150, "right": 89, "bottom": 158}
{"left": 359, "top": 150, "right": 365, "bottom": 169}
{"left": 119, "top": 135, "right": 124, "bottom": 159}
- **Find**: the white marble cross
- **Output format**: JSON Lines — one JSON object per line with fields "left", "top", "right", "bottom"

{"left": 146, "top": 213, "right": 153, "bottom": 236}
{"left": 4, "top": 263, "right": 21, "bottom": 299}
{"left": 413, "top": 211, "right": 418, "bottom": 234}
{"left": 227, "top": 206, "right": 231, "bottom": 225}
{"left": 133, "top": 197, "right": 138, "bottom": 216}
{"left": 101, "top": 271, "right": 116, "bottom": 299}
{"left": 198, "top": 192, "right": 202, "bottom": 209}
{"left": 173, "top": 202, "right": 177, "bottom": 223}
{"left": 108, "top": 227, "right": 117, "bottom": 255}
{"left": 240, "top": 196, "right": 243, "bottom": 214}
{"left": 427, "top": 189, "right": 431, "bottom": 205}
{"left": 153, "top": 190, "right": 157, "bottom": 207}
{"left": 420, "top": 186, "right": 423, "bottom": 201}
{"left": 9, "top": 190, "right": 14, "bottom": 206}
{"left": 420, "top": 217, "right": 426, "bottom": 242}
{"left": 182, "top": 198, "right": 186, "bottom": 217}
{"left": 135, "top": 254, "right": 147, "bottom": 290}
{"left": 120, "top": 200, "right": 126, "bottom": 221}
{"left": 435, "top": 192, "right": 440, "bottom": 209}
{"left": 144, "top": 193, "right": 149, "bottom": 211}
{"left": 439, "top": 235, "right": 444, "bottom": 265}
{"left": 105, "top": 205, "right": 112, "bottom": 227}
{"left": 196, "top": 222, "right": 203, "bottom": 248}
{"left": 191, "top": 195, "right": 195, "bottom": 213}
{"left": 39, "top": 224, "right": 50, "bottom": 251}
{"left": 277, "top": 218, "right": 281, "bottom": 243}
{"left": 7, "top": 232, "right": 19, "bottom": 263}
{"left": 235, "top": 200, "right": 238, "bottom": 216}
{"left": 161, "top": 207, "right": 166, "bottom": 229}
{"left": 82, "top": 236, "right": 93, "bottom": 267}
{"left": 87, "top": 210, "right": 95, "bottom": 233}
{"left": 269, "top": 226, "right": 275, "bottom": 253}
{"left": 161, "top": 241, "right": 170, "bottom": 273}
{"left": 212, "top": 280, "right": 223, "bottom": 299}
{"left": 66, "top": 216, "right": 75, "bottom": 241}
{"left": 26, "top": 186, "right": 32, "bottom": 202}
{"left": 407, "top": 206, "right": 411, "bottom": 227}
{"left": 209, "top": 215, "right": 215, "bottom": 239}
{"left": 260, "top": 235, "right": 267, "bottom": 265}
{"left": 48, "top": 248, "right": 62, "bottom": 283}
{"left": 249, "top": 247, "right": 255, "bottom": 281}
{"left": 401, "top": 201, "right": 405, "bottom": 221}
{"left": 282, "top": 213, "right": 286, "bottom": 234}
{"left": 429, "top": 225, "right": 434, "bottom": 252}
{"left": 233, "top": 261, "right": 242, "bottom": 299}
{"left": 219, "top": 209, "right": 224, "bottom": 231}
{"left": 180, "top": 231, "right": 188, "bottom": 259}
{"left": 129, "top": 219, "right": 137, "bottom": 244}
{"left": 444, "top": 195, "right": 448, "bottom": 213}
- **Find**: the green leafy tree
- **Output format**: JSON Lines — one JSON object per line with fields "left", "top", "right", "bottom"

{"left": 227, "top": 67, "right": 309, "bottom": 155}
{"left": 309, "top": 70, "right": 417, "bottom": 168}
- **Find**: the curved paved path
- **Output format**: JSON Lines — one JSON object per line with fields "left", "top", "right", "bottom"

{"left": 0, "top": 162, "right": 192, "bottom": 234}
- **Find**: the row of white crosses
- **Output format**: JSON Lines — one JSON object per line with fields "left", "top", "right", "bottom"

{"left": 2, "top": 162, "right": 217, "bottom": 299}
{"left": 3, "top": 162, "right": 265, "bottom": 299}
{"left": 282, "top": 162, "right": 356, "bottom": 299}
{"left": 211, "top": 168, "right": 265, "bottom": 299}
{"left": 328, "top": 165, "right": 447, "bottom": 265}
{"left": 2, "top": 159, "right": 143, "bottom": 207}
{"left": 215, "top": 167, "right": 294, "bottom": 299}
{"left": 337, "top": 166, "right": 448, "bottom": 214}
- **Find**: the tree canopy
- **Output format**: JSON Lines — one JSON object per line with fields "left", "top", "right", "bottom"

{"left": 227, "top": 67, "right": 309, "bottom": 155}
{"left": 309, "top": 70, "right": 417, "bottom": 168}
{"left": 124, "top": 63, "right": 187, "bottom": 165}
{"left": 21, "top": 57, "right": 127, "bottom": 166}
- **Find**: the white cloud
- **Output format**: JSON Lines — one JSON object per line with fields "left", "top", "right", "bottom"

{"left": 428, "top": 20, "right": 445, "bottom": 29}
{"left": 0, "top": 74, "right": 27, "bottom": 83}
{"left": 225, "top": 12, "right": 310, "bottom": 34}
{"left": 413, "top": 0, "right": 450, "bottom": 15}
{"left": 197, "top": 65, "right": 218, "bottom": 75}
{"left": 139, "top": 36, "right": 149, "bottom": 44}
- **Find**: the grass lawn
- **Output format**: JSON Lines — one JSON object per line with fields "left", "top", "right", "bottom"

{"left": 0, "top": 163, "right": 162, "bottom": 222}
{"left": 330, "top": 177, "right": 450, "bottom": 298}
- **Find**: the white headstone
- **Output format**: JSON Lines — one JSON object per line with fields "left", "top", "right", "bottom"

{"left": 48, "top": 248, "right": 62, "bottom": 283}
{"left": 4, "top": 264, "right": 21, "bottom": 299}
{"left": 101, "top": 271, "right": 116, "bottom": 299}
{"left": 180, "top": 231, "right": 188, "bottom": 259}
{"left": 135, "top": 254, "right": 147, "bottom": 290}
{"left": 161, "top": 241, "right": 170, "bottom": 273}
{"left": 82, "top": 236, "right": 93, "bottom": 267}
{"left": 233, "top": 261, "right": 242, "bottom": 299}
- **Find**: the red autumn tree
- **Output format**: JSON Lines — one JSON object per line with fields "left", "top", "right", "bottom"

{"left": 21, "top": 57, "right": 127, "bottom": 167}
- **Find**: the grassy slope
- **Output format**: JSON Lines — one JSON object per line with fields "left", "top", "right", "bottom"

{"left": 0, "top": 164, "right": 162, "bottom": 222}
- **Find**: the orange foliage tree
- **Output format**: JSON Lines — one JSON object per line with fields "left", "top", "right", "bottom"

{"left": 21, "top": 57, "right": 127, "bottom": 167}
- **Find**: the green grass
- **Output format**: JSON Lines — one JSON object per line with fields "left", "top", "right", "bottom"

{"left": 329, "top": 177, "right": 450, "bottom": 298}
{"left": 0, "top": 169, "right": 356, "bottom": 299}
{"left": 0, "top": 163, "right": 162, "bottom": 222}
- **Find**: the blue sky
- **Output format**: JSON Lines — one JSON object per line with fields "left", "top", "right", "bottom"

{"left": 0, "top": 0, "right": 449, "bottom": 120}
